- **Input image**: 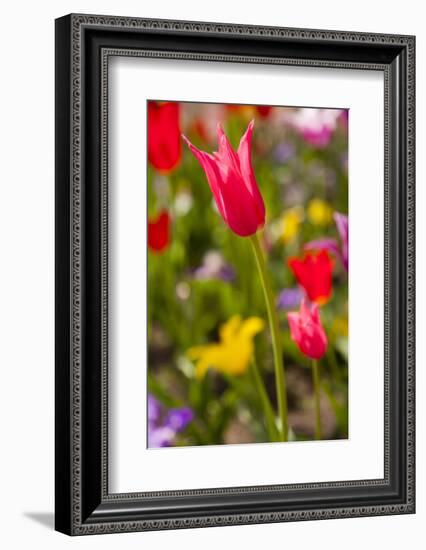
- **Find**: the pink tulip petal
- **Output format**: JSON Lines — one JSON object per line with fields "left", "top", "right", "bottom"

{"left": 181, "top": 135, "right": 228, "bottom": 223}
{"left": 300, "top": 298, "right": 311, "bottom": 322}
{"left": 237, "top": 120, "right": 266, "bottom": 224}
{"left": 217, "top": 168, "right": 262, "bottom": 236}
{"left": 287, "top": 300, "right": 328, "bottom": 360}
{"left": 311, "top": 303, "right": 320, "bottom": 324}
{"left": 216, "top": 124, "right": 241, "bottom": 175}
{"left": 287, "top": 312, "right": 301, "bottom": 342}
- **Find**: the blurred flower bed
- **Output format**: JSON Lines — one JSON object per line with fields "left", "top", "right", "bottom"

{"left": 147, "top": 100, "right": 348, "bottom": 448}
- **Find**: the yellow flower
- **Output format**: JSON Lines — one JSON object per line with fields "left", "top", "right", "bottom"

{"left": 281, "top": 206, "right": 304, "bottom": 244}
{"left": 307, "top": 199, "right": 333, "bottom": 226}
{"left": 187, "top": 316, "right": 265, "bottom": 379}
{"left": 331, "top": 316, "right": 348, "bottom": 338}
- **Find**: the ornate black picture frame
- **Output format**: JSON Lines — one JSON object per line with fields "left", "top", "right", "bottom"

{"left": 55, "top": 13, "right": 415, "bottom": 535}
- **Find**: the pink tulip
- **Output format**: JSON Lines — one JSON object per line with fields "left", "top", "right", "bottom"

{"left": 287, "top": 299, "right": 328, "bottom": 360}
{"left": 182, "top": 121, "right": 265, "bottom": 237}
{"left": 288, "top": 108, "right": 340, "bottom": 148}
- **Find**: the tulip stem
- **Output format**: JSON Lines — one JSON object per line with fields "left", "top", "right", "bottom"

{"left": 312, "top": 359, "right": 322, "bottom": 440}
{"left": 250, "top": 359, "right": 280, "bottom": 442}
{"left": 250, "top": 233, "right": 288, "bottom": 442}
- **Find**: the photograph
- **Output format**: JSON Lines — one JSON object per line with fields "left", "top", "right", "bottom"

{"left": 147, "top": 100, "right": 349, "bottom": 448}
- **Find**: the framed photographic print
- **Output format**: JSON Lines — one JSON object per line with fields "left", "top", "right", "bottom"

{"left": 55, "top": 14, "right": 415, "bottom": 535}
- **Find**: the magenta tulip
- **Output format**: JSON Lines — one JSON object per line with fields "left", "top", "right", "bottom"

{"left": 182, "top": 121, "right": 265, "bottom": 237}
{"left": 287, "top": 299, "right": 328, "bottom": 360}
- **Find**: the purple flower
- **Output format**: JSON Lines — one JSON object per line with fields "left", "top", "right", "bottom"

{"left": 148, "top": 394, "right": 193, "bottom": 448}
{"left": 148, "top": 425, "right": 176, "bottom": 449}
{"left": 273, "top": 142, "right": 295, "bottom": 164}
{"left": 304, "top": 212, "right": 348, "bottom": 271}
{"left": 334, "top": 212, "right": 348, "bottom": 271}
{"left": 166, "top": 408, "right": 194, "bottom": 431}
{"left": 276, "top": 287, "right": 304, "bottom": 310}
{"left": 147, "top": 394, "right": 161, "bottom": 422}
{"left": 193, "top": 251, "right": 235, "bottom": 282}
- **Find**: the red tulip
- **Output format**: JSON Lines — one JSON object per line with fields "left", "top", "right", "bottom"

{"left": 148, "top": 102, "right": 181, "bottom": 172}
{"left": 256, "top": 105, "right": 272, "bottom": 118}
{"left": 287, "top": 299, "right": 328, "bottom": 360}
{"left": 182, "top": 121, "right": 265, "bottom": 237}
{"left": 148, "top": 210, "right": 170, "bottom": 253}
{"left": 288, "top": 250, "right": 333, "bottom": 305}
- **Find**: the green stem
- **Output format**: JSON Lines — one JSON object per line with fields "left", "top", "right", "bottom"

{"left": 250, "top": 359, "right": 280, "bottom": 442}
{"left": 250, "top": 233, "right": 288, "bottom": 442}
{"left": 312, "top": 359, "right": 322, "bottom": 440}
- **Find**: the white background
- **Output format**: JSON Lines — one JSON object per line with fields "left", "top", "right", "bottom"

{"left": 110, "top": 58, "right": 384, "bottom": 492}
{"left": 0, "top": 0, "right": 422, "bottom": 548}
